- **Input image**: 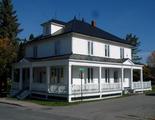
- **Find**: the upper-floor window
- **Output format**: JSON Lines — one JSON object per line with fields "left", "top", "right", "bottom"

{"left": 55, "top": 40, "right": 60, "bottom": 55}
{"left": 105, "top": 44, "right": 110, "bottom": 57}
{"left": 33, "top": 46, "right": 38, "bottom": 58}
{"left": 88, "top": 41, "right": 93, "bottom": 55}
{"left": 120, "top": 48, "right": 124, "bottom": 59}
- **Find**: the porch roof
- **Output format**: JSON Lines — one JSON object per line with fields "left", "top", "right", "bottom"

{"left": 24, "top": 54, "right": 129, "bottom": 64}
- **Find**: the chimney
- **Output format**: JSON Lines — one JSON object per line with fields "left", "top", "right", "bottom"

{"left": 91, "top": 20, "right": 96, "bottom": 27}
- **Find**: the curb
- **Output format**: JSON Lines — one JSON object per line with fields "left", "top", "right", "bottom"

{"left": 0, "top": 101, "right": 23, "bottom": 107}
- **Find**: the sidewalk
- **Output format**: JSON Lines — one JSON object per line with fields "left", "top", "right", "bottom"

{"left": 0, "top": 98, "right": 45, "bottom": 109}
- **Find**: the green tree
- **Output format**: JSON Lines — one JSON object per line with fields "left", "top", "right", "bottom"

{"left": 0, "top": 0, "right": 22, "bottom": 42}
{"left": 0, "top": 0, "right": 22, "bottom": 95}
{"left": 125, "top": 33, "right": 142, "bottom": 63}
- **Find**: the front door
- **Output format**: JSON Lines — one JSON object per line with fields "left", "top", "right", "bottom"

{"left": 22, "top": 68, "right": 30, "bottom": 89}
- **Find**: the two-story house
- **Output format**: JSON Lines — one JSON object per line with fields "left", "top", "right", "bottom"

{"left": 11, "top": 18, "right": 152, "bottom": 102}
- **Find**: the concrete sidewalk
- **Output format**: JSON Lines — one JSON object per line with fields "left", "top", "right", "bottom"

{"left": 0, "top": 98, "right": 44, "bottom": 109}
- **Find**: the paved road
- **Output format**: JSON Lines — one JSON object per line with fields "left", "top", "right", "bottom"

{"left": 0, "top": 95, "right": 155, "bottom": 120}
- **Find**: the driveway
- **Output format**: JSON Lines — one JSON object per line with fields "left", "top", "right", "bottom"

{"left": 0, "top": 94, "right": 155, "bottom": 120}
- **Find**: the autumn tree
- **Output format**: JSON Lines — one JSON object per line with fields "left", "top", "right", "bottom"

{"left": 0, "top": 0, "right": 22, "bottom": 95}
{"left": 147, "top": 51, "right": 155, "bottom": 67}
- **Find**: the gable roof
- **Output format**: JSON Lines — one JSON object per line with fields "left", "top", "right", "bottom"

{"left": 28, "top": 18, "right": 132, "bottom": 46}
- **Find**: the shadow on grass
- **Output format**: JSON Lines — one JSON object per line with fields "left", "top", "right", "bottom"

{"left": 145, "top": 93, "right": 155, "bottom": 96}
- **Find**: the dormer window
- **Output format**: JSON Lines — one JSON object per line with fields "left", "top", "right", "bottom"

{"left": 105, "top": 44, "right": 110, "bottom": 57}
{"left": 88, "top": 41, "right": 93, "bottom": 55}
{"left": 120, "top": 48, "right": 124, "bottom": 59}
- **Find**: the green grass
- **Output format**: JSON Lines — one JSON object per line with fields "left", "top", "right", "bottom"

{"left": 145, "top": 85, "right": 155, "bottom": 95}
{"left": 25, "top": 99, "right": 79, "bottom": 106}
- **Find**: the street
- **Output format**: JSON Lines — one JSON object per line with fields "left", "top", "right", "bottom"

{"left": 0, "top": 95, "right": 155, "bottom": 120}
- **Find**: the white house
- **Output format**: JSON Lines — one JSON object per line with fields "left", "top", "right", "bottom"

{"left": 11, "top": 18, "right": 152, "bottom": 102}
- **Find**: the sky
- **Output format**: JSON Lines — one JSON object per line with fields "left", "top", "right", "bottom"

{"left": 13, "top": 0, "right": 155, "bottom": 63}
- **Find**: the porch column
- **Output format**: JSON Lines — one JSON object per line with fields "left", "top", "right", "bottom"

{"left": 99, "top": 67, "right": 102, "bottom": 95}
{"left": 121, "top": 68, "right": 124, "bottom": 90}
{"left": 29, "top": 67, "right": 33, "bottom": 91}
{"left": 130, "top": 68, "right": 133, "bottom": 89}
{"left": 19, "top": 68, "right": 23, "bottom": 90}
{"left": 46, "top": 66, "right": 50, "bottom": 93}
{"left": 140, "top": 68, "right": 143, "bottom": 91}
{"left": 67, "top": 64, "right": 72, "bottom": 102}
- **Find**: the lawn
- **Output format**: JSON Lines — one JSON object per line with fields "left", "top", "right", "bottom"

{"left": 145, "top": 85, "right": 155, "bottom": 95}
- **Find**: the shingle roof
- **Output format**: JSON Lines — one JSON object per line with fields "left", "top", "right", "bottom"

{"left": 41, "top": 19, "right": 66, "bottom": 26}
{"left": 53, "top": 19, "right": 130, "bottom": 45}
{"left": 29, "top": 18, "right": 131, "bottom": 45}
{"left": 25, "top": 54, "right": 128, "bottom": 63}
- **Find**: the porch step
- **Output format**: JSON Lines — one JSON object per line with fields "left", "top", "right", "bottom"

{"left": 123, "top": 87, "right": 134, "bottom": 94}
{"left": 10, "top": 89, "right": 19, "bottom": 97}
{"left": 16, "top": 89, "right": 30, "bottom": 100}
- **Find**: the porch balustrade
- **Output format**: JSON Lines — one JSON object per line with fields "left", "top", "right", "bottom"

{"left": 133, "top": 81, "right": 152, "bottom": 89}
{"left": 71, "top": 84, "right": 99, "bottom": 94}
{"left": 101, "top": 83, "right": 121, "bottom": 91}
{"left": 71, "top": 83, "right": 121, "bottom": 94}
{"left": 48, "top": 84, "right": 67, "bottom": 94}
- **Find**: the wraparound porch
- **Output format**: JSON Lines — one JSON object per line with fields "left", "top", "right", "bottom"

{"left": 11, "top": 59, "right": 152, "bottom": 102}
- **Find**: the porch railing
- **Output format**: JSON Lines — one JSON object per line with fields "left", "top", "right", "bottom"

{"left": 71, "top": 83, "right": 121, "bottom": 94}
{"left": 101, "top": 83, "right": 121, "bottom": 91}
{"left": 71, "top": 84, "right": 99, "bottom": 94}
{"left": 133, "top": 81, "right": 152, "bottom": 89}
{"left": 143, "top": 81, "right": 152, "bottom": 89}
{"left": 48, "top": 84, "right": 67, "bottom": 94}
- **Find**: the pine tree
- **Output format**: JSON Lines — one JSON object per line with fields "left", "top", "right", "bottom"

{"left": 0, "top": 0, "right": 22, "bottom": 42}
{"left": 29, "top": 34, "right": 34, "bottom": 40}
{"left": 125, "top": 33, "right": 142, "bottom": 63}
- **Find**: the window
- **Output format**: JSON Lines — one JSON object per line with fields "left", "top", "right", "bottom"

{"left": 33, "top": 67, "right": 46, "bottom": 83}
{"left": 105, "top": 44, "right": 110, "bottom": 57}
{"left": 105, "top": 69, "right": 110, "bottom": 83}
{"left": 33, "top": 46, "right": 38, "bottom": 58}
{"left": 88, "top": 41, "right": 93, "bottom": 55}
{"left": 120, "top": 48, "right": 124, "bottom": 59}
{"left": 114, "top": 71, "right": 118, "bottom": 83}
{"left": 14, "top": 69, "right": 20, "bottom": 82}
{"left": 50, "top": 67, "right": 64, "bottom": 84}
{"left": 87, "top": 68, "right": 93, "bottom": 83}
{"left": 55, "top": 40, "right": 60, "bottom": 55}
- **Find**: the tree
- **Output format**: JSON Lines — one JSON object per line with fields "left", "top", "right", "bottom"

{"left": 0, "top": 38, "right": 17, "bottom": 96}
{"left": 0, "top": 0, "right": 22, "bottom": 42}
{"left": 147, "top": 51, "right": 155, "bottom": 67}
{"left": 0, "top": 0, "right": 22, "bottom": 95}
{"left": 147, "top": 51, "right": 155, "bottom": 84}
{"left": 125, "top": 34, "right": 142, "bottom": 63}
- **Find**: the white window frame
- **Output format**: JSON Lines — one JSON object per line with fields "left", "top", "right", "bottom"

{"left": 33, "top": 46, "right": 38, "bottom": 58}
{"left": 88, "top": 41, "right": 93, "bottom": 55}
{"left": 55, "top": 40, "right": 60, "bottom": 55}
{"left": 120, "top": 47, "right": 124, "bottom": 59}
{"left": 105, "top": 44, "right": 110, "bottom": 57}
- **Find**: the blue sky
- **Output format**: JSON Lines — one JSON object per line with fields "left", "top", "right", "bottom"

{"left": 13, "top": 0, "right": 155, "bottom": 63}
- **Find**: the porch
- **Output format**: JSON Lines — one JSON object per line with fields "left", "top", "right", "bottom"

{"left": 11, "top": 58, "right": 152, "bottom": 102}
